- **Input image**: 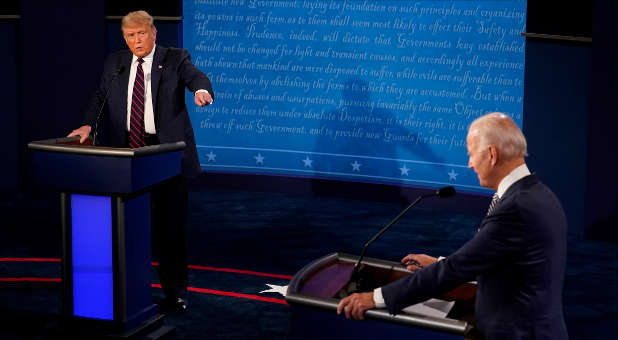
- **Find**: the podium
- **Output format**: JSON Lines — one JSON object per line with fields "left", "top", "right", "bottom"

{"left": 28, "top": 136, "right": 184, "bottom": 338}
{"left": 286, "top": 253, "right": 476, "bottom": 339}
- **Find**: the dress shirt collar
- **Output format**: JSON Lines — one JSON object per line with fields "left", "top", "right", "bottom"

{"left": 132, "top": 44, "right": 156, "bottom": 65}
{"left": 496, "top": 163, "right": 531, "bottom": 198}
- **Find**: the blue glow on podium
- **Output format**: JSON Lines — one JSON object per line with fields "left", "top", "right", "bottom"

{"left": 71, "top": 194, "right": 113, "bottom": 320}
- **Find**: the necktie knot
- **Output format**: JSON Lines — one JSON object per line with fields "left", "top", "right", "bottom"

{"left": 486, "top": 193, "right": 500, "bottom": 216}
{"left": 137, "top": 58, "right": 144, "bottom": 65}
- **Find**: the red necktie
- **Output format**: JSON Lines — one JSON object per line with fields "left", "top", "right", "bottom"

{"left": 129, "top": 58, "right": 146, "bottom": 148}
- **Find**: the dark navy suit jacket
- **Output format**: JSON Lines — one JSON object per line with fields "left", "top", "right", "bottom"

{"left": 84, "top": 46, "right": 213, "bottom": 178}
{"left": 382, "top": 174, "right": 568, "bottom": 339}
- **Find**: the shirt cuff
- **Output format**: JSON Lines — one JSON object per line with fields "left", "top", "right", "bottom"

{"left": 438, "top": 256, "right": 446, "bottom": 261}
{"left": 373, "top": 287, "right": 386, "bottom": 308}
{"left": 196, "top": 89, "right": 209, "bottom": 95}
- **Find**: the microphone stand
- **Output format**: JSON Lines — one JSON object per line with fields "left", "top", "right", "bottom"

{"left": 92, "top": 85, "right": 114, "bottom": 146}
{"left": 349, "top": 192, "right": 436, "bottom": 291}
{"left": 93, "top": 67, "right": 124, "bottom": 146}
{"left": 346, "top": 185, "right": 457, "bottom": 293}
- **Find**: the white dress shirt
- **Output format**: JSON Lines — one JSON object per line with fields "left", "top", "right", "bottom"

{"left": 496, "top": 163, "right": 531, "bottom": 198}
{"left": 372, "top": 163, "right": 532, "bottom": 309}
{"left": 127, "top": 45, "right": 157, "bottom": 134}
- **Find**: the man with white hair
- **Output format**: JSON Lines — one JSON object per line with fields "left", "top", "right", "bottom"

{"left": 338, "top": 113, "right": 568, "bottom": 339}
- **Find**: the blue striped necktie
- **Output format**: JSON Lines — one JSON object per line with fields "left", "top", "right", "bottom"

{"left": 129, "top": 58, "right": 146, "bottom": 148}
{"left": 486, "top": 193, "right": 500, "bottom": 216}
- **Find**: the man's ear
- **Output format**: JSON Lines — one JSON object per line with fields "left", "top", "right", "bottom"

{"left": 488, "top": 145, "right": 499, "bottom": 166}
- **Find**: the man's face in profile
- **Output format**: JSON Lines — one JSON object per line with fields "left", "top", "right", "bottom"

{"left": 466, "top": 131, "right": 494, "bottom": 189}
{"left": 123, "top": 24, "right": 156, "bottom": 58}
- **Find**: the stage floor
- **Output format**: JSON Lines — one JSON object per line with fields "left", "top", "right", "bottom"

{"left": 1, "top": 188, "right": 617, "bottom": 339}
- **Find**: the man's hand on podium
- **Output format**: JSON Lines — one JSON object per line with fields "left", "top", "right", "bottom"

{"left": 401, "top": 254, "right": 438, "bottom": 271}
{"left": 337, "top": 292, "right": 375, "bottom": 320}
{"left": 68, "top": 125, "right": 92, "bottom": 144}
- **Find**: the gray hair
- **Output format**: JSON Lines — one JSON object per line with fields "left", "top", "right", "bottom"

{"left": 469, "top": 112, "right": 528, "bottom": 159}
{"left": 121, "top": 10, "right": 157, "bottom": 33}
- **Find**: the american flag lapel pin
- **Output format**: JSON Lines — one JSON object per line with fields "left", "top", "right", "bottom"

{"left": 158, "top": 65, "right": 162, "bottom": 69}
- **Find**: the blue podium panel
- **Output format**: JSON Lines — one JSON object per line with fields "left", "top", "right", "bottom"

{"left": 28, "top": 139, "right": 185, "bottom": 194}
{"left": 71, "top": 194, "right": 114, "bottom": 320}
{"left": 122, "top": 194, "right": 155, "bottom": 323}
{"left": 32, "top": 152, "right": 181, "bottom": 194}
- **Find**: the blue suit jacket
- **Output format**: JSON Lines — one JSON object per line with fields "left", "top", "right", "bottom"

{"left": 84, "top": 46, "right": 213, "bottom": 178}
{"left": 382, "top": 174, "right": 568, "bottom": 339}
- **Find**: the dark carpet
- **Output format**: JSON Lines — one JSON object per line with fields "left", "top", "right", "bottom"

{"left": 0, "top": 188, "right": 617, "bottom": 339}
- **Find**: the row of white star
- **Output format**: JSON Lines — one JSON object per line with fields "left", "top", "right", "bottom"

{"left": 205, "top": 151, "right": 460, "bottom": 180}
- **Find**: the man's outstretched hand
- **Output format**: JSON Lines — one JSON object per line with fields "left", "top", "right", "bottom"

{"left": 194, "top": 91, "right": 213, "bottom": 106}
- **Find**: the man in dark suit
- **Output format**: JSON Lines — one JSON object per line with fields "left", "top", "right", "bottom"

{"left": 69, "top": 10, "right": 214, "bottom": 313}
{"left": 338, "top": 113, "right": 568, "bottom": 339}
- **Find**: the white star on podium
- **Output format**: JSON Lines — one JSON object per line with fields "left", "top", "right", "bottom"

{"left": 351, "top": 160, "right": 362, "bottom": 172}
{"left": 399, "top": 164, "right": 410, "bottom": 176}
{"left": 206, "top": 151, "right": 216, "bottom": 162}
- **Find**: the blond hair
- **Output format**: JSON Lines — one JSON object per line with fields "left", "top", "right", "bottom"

{"left": 121, "top": 10, "right": 157, "bottom": 33}
{"left": 469, "top": 112, "right": 528, "bottom": 159}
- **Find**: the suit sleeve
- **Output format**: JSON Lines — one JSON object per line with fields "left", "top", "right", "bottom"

{"left": 178, "top": 49, "right": 214, "bottom": 100}
{"left": 381, "top": 205, "right": 527, "bottom": 315}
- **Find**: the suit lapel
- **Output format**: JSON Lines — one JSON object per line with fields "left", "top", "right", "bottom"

{"left": 151, "top": 46, "right": 167, "bottom": 125}
{"left": 117, "top": 52, "right": 132, "bottom": 131}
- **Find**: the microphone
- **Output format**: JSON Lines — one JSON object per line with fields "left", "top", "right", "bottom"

{"left": 92, "top": 66, "right": 125, "bottom": 146}
{"left": 348, "top": 186, "right": 456, "bottom": 292}
{"left": 436, "top": 185, "right": 455, "bottom": 198}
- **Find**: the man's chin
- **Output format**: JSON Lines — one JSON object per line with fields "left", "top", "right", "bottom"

{"left": 132, "top": 49, "right": 145, "bottom": 57}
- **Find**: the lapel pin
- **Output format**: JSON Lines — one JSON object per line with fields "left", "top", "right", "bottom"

{"left": 158, "top": 65, "right": 163, "bottom": 69}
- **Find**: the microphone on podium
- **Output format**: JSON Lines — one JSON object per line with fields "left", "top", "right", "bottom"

{"left": 93, "top": 66, "right": 125, "bottom": 146}
{"left": 348, "top": 186, "right": 456, "bottom": 292}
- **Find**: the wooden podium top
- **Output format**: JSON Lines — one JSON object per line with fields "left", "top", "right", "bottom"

{"left": 286, "top": 253, "right": 475, "bottom": 335}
